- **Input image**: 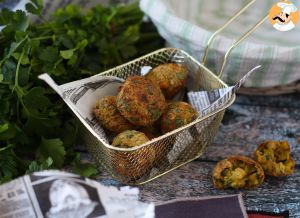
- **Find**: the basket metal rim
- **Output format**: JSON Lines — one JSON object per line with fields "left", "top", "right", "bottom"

{"left": 99, "top": 48, "right": 228, "bottom": 87}
{"left": 82, "top": 48, "right": 234, "bottom": 151}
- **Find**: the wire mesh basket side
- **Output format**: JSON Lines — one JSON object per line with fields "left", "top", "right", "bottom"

{"left": 81, "top": 108, "right": 225, "bottom": 185}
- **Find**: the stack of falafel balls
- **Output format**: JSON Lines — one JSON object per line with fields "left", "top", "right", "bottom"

{"left": 93, "top": 63, "right": 200, "bottom": 180}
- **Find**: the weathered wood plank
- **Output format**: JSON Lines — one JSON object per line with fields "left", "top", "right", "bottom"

{"left": 235, "top": 93, "right": 300, "bottom": 108}
{"left": 97, "top": 161, "right": 300, "bottom": 217}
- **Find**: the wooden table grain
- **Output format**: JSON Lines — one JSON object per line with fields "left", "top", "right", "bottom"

{"left": 84, "top": 93, "right": 300, "bottom": 217}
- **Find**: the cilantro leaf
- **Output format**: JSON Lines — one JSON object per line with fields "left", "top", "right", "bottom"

{"left": 25, "top": 3, "right": 40, "bottom": 15}
{"left": 0, "top": 8, "right": 13, "bottom": 26}
{"left": 36, "top": 138, "right": 66, "bottom": 168}
{"left": 39, "top": 46, "right": 59, "bottom": 63}
{"left": 25, "top": 0, "right": 43, "bottom": 16}
{"left": 0, "top": 145, "right": 18, "bottom": 182}
{"left": 23, "top": 87, "right": 51, "bottom": 111}
{"left": 0, "top": 123, "right": 17, "bottom": 140}
{"left": 60, "top": 49, "right": 74, "bottom": 59}
{"left": 13, "top": 10, "right": 30, "bottom": 32}
{"left": 26, "top": 157, "right": 53, "bottom": 174}
{"left": 74, "top": 161, "right": 98, "bottom": 177}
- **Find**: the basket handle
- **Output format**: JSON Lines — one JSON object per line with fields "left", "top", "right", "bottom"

{"left": 201, "top": 0, "right": 269, "bottom": 78}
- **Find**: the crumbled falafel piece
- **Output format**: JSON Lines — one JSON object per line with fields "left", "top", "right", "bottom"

{"left": 161, "top": 101, "right": 199, "bottom": 134}
{"left": 254, "top": 140, "right": 295, "bottom": 177}
{"left": 146, "top": 63, "right": 188, "bottom": 99}
{"left": 117, "top": 76, "right": 166, "bottom": 126}
{"left": 112, "top": 130, "right": 155, "bottom": 179}
{"left": 93, "top": 96, "right": 135, "bottom": 133}
{"left": 212, "top": 156, "right": 265, "bottom": 189}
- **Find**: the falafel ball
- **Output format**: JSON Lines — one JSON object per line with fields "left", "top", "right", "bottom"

{"left": 112, "top": 130, "right": 149, "bottom": 148}
{"left": 212, "top": 156, "right": 265, "bottom": 189}
{"left": 117, "top": 76, "right": 166, "bottom": 126}
{"left": 254, "top": 140, "right": 295, "bottom": 177}
{"left": 139, "top": 122, "right": 161, "bottom": 140}
{"left": 146, "top": 63, "right": 188, "bottom": 99}
{"left": 93, "top": 96, "right": 135, "bottom": 133}
{"left": 138, "top": 123, "right": 174, "bottom": 168}
{"left": 161, "top": 101, "right": 199, "bottom": 134}
{"left": 112, "top": 130, "right": 156, "bottom": 179}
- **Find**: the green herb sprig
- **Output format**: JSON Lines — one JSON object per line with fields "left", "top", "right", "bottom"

{"left": 0, "top": 0, "right": 163, "bottom": 183}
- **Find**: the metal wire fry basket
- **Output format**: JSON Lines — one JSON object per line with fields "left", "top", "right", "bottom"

{"left": 82, "top": 48, "right": 234, "bottom": 184}
{"left": 80, "top": 0, "right": 266, "bottom": 185}
{"left": 81, "top": 48, "right": 232, "bottom": 185}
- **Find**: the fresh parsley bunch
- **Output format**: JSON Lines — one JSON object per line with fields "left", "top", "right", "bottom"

{"left": 0, "top": 0, "right": 163, "bottom": 183}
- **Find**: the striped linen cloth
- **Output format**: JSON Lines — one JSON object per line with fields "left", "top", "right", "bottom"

{"left": 140, "top": 0, "right": 300, "bottom": 87}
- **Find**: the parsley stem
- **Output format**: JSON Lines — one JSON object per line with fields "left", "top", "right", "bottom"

{"left": 12, "top": 50, "right": 30, "bottom": 117}
{"left": 31, "top": 36, "right": 53, "bottom": 41}
{"left": 13, "top": 50, "right": 25, "bottom": 90}
{"left": 15, "top": 86, "right": 29, "bottom": 117}
{"left": 0, "top": 36, "right": 28, "bottom": 68}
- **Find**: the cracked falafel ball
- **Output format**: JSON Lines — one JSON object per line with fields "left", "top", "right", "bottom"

{"left": 117, "top": 76, "right": 166, "bottom": 126}
{"left": 254, "top": 140, "right": 295, "bottom": 177}
{"left": 161, "top": 101, "right": 199, "bottom": 134}
{"left": 146, "top": 63, "right": 188, "bottom": 99}
{"left": 212, "top": 156, "right": 265, "bottom": 189}
{"left": 93, "top": 96, "right": 135, "bottom": 133}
